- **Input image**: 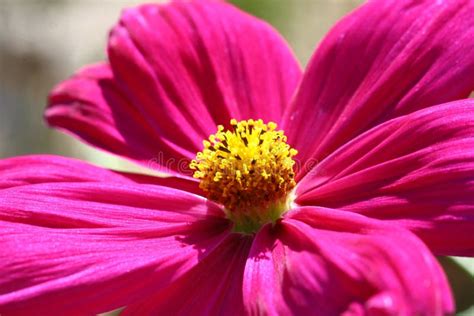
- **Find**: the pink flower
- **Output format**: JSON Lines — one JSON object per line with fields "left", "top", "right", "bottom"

{"left": 1, "top": 0, "right": 474, "bottom": 315}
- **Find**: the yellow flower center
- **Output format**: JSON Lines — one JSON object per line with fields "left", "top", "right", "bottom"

{"left": 190, "top": 119, "right": 297, "bottom": 234}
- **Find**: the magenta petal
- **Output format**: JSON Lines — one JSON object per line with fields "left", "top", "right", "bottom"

{"left": 47, "top": 1, "right": 301, "bottom": 175}
{"left": 123, "top": 233, "right": 252, "bottom": 315}
{"left": 46, "top": 63, "right": 196, "bottom": 177}
{"left": 283, "top": 0, "right": 474, "bottom": 175}
{"left": 297, "top": 101, "right": 474, "bottom": 256}
{"left": 0, "top": 155, "right": 201, "bottom": 195}
{"left": 45, "top": 63, "right": 183, "bottom": 174}
{"left": 243, "top": 207, "right": 453, "bottom": 315}
{"left": 0, "top": 180, "right": 223, "bottom": 229}
{"left": 0, "top": 154, "right": 130, "bottom": 189}
{"left": 0, "top": 176, "right": 230, "bottom": 314}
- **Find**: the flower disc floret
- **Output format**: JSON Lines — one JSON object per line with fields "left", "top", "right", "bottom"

{"left": 190, "top": 119, "right": 297, "bottom": 233}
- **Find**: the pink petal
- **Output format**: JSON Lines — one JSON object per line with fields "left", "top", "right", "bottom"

{"left": 46, "top": 63, "right": 191, "bottom": 177}
{"left": 0, "top": 179, "right": 230, "bottom": 314}
{"left": 243, "top": 207, "right": 453, "bottom": 315}
{"left": 123, "top": 233, "right": 252, "bottom": 315}
{"left": 0, "top": 155, "right": 201, "bottom": 195}
{"left": 282, "top": 0, "right": 474, "bottom": 177}
{"left": 297, "top": 100, "right": 474, "bottom": 256}
{"left": 46, "top": 1, "right": 301, "bottom": 175}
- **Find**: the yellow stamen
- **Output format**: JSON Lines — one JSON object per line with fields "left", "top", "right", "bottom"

{"left": 190, "top": 119, "right": 297, "bottom": 233}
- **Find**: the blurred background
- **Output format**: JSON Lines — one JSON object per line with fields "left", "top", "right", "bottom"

{"left": 0, "top": 0, "right": 473, "bottom": 314}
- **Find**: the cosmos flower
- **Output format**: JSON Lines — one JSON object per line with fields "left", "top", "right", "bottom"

{"left": 1, "top": 0, "right": 474, "bottom": 314}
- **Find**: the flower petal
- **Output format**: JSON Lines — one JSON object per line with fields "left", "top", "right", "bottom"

{"left": 283, "top": 0, "right": 474, "bottom": 176}
{"left": 122, "top": 233, "right": 252, "bottom": 315}
{"left": 243, "top": 207, "right": 453, "bottom": 315}
{"left": 46, "top": 1, "right": 301, "bottom": 175}
{"left": 0, "top": 180, "right": 229, "bottom": 315}
{"left": 297, "top": 101, "right": 474, "bottom": 256}
{"left": 46, "top": 63, "right": 191, "bottom": 177}
{"left": 0, "top": 154, "right": 201, "bottom": 195}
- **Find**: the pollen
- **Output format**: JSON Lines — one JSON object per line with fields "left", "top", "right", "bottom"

{"left": 190, "top": 119, "right": 297, "bottom": 233}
